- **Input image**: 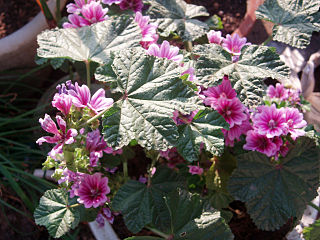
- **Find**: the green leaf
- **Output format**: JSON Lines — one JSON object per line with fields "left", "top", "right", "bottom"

{"left": 303, "top": 219, "right": 320, "bottom": 240}
{"left": 164, "top": 190, "right": 234, "bottom": 240}
{"left": 37, "top": 15, "right": 141, "bottom": 64}
{"left": 193, "top": 44, "right": 290, "bottom": 107}
{"left": 228, "top": 137, "right": 320, "bottom": 231}
{"left": 176, "top": 109, "right": 228, "bottom": 162}
{"left": 34, "top": 189, "right": 80, "bottom": 238}
{"left": 256, "top": 0, "right": 320, "bottom": 48}
{"left": 146, "top": 0, "right": 209, "bottom": 41}
{"left": 112, "top": 167, "right": 185, "bottom": 233}
{"left": 112, "top": 180, "right": 153, "bottom": 233}
{"left": 101, "top": 48, "right": 201, "bottom": 150}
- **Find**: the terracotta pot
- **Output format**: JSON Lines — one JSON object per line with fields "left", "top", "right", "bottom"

{"left": 301, "top": 50, "right": 320, "bottom": 131}
{"left": 233, "top": 0, "right": 265, "bottom": 37}
{"left": 0, "top": 0, "right": 67, "bottom": 71}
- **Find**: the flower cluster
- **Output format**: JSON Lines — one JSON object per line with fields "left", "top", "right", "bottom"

{"left": 37, "top": 81, "right": 118, "bottom": 209}
{"left": 267, "top": 83, "right": 301, "bottom": 105}
{"left": 207, "top": 30, "right": 251, "bottom": 62}
{"left": 64, "top": 0, "right": 109, "bottom": 28}
{"left": 203, "top": 76, "right": 251, "bottom": 146}
{"left": 244, "top": 104, "right": 307, "bottom": 158}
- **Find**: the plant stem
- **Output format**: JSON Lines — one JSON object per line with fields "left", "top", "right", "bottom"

{"left": 185, "top": 41, "right": 193, "bottom": 52}
{"left": 56, "top": 0, "right": 61, "bottom": 24}
{"left": 309, "top": 202, "right": 320, "bottom": 212}
{"left": 69, "top": 203, "right": 81, "bottom": 208}
{"left": 85, "top": 60, "right": 91, "bottom": 88}
{"left": 263, "top": 34, "right": 273, "bottom": 46}
{"left": 123, "top": 157, "right": 128, "bottom": 180}
{"left": 85, "top": 106, "right": 110, "bottom": 125}
{"left": 145, "top": 226, "right": 170, "bottom": 239}
{"left": 147, "top": 151, "right": 159, "bottom": 187}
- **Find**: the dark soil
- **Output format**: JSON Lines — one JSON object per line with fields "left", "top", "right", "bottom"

{"left": 186, "top": 0, "right": 247, "bottom": 35}
{"left": 0, "top": 0, "right": 40, "bottom": 39}
{"left": 228, "top": 201, "right": 293, "bottom": 240}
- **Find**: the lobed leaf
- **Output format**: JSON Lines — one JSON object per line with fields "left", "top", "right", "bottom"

{"left": 228, "top": 137, "right": 320, "bottom": 230}
{"left": 101, "top": 48, "right": 201, "bottom": 150}
{"left": 112, "top": 167, "right": 185, "bottom": 233}
{"left": 34, "top": 189, "right": 80, "bottom": 238}
{"left": 194, "top": 44, "right": 290, "bottom": 107}
{"left": 256, "top": 0, "right": 320, "bottom": 48}
{"left": 176, "top": 109, "right": 228, "bottom": 162}
{"left": 37, "top": 15, "right": 141, "bottom": 64}
{"left": 146, "top": 0, "right": 209, "bottom": 41}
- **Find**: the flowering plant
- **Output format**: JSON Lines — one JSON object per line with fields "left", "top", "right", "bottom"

{"left": 34, "top": 0, "right": 320, "bottom": 239}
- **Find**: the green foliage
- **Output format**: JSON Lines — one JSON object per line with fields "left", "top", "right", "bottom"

{"left": 34, "top": 189, "right": 81, "bottom": 238}
{"left": 165, "top": 190, "right": 234, "bottom": 240}
{"left": 37, "top": 15, "right": 141, "bottom": 64}
{"left": 256, "top": 0, "right": 320, "bottom": 48}
{"left": 176, "top": 109, "right": 228, "bottom": 162}
{"left": 193, "top": 44, "right": 290, "bottom": 107}
{"left": 303, "top": 219, "right": 320, "bottom": 240}
{"left": 112, "top": 167, "right": 184, "bottom": 233}
{"left": 146, "top": 0, "right": 209, "bottom": 41}
{"left": 101, "top": 48, "right": 201, "bottom": 150}
{"left": 228, "top": 137, "right": 320, "bottom": 231}
{"left": 206, "top": 152, "right": 237, "bottom": 210}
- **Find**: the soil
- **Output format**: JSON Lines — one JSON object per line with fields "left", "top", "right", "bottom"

{"left": 187, "top": 0, "right": 247, "bottom": 35}
{"left": 228, "top": 201, "right": 293, "bottom": 240}
{"left": 0, "top": 0, "right": 40, "bottom": 39}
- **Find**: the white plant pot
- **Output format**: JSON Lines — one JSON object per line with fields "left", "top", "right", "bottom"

{"left": 0, "top": 0, "right": 67, "bottom": 71}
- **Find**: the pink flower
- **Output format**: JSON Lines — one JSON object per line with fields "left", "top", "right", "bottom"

{"left": 222, "top": 33, "right": 250, "bottom": 55}
{"left": 243, "top": 130, "right": 277, "bottom": 157}
{"left": 181, "top": 67, "right": 197, "bottom": 82}
{"left": 159, "top": 148, "right": 185, "bottom": 168}
{"left": 215, "top": 98, "right": 247, "bottom": 128}
{"left": 63, "top": 1, "right": 108, "bottom": 29}
{"left": 102, "top": 0, "right": 123, "bottom": 5}
{"left": 86, "top": 129, "right": 107, "bottom": 166}
{"left": 222, "top": 118, "right": 252, "bottom": 147}
{"left": 207, "top": 30, "right": 223, "bottom": 45}
{"left": 267, "top": 83, "right": 289, "bottom": 100}
{"left": 283, "top": 107, "right": 307, "bottom": 140}
{"left": 147, "top": 41, "right": 183, "bottom": 63}
{"left": 172, "top": 110, "right": 198, "bottom": 125}
{"left": 66, "top": 0, "right": 97, "bottom": 14}
{"left": 135, "top": 12, "right": 158, "bottom": 43}
{"left": 188, "top": 165, "right": 203, "bottom": 175}
{"left": 104, "top": 147, "right": 123, "bottom": 155}
{"left": 63, "top": 14, "right": 88, "bottom": 28}
{"left": 81, "top": 1, "right": 108, "bottom": 24}
{"left": 253, "top": 105, "right": 287, "bottom": 138}
{"left": 203, "top": 76, "right": 237, "bottom": 107}
{"left": 119, "top": 0, "right": 143, "bottom": 12}
{"left": 78, "top": 173, "right": 110, "bottom": 208}
{"left": 68, "top": 83, "right": 113, "bottom": 114}
{"left": 36, "top": 114, "right": 77, "bottom": 157}
{"left": 52, "top": 93, "right": 73, "bottom": 115}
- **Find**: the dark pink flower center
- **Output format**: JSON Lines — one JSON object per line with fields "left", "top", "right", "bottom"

{"left": 90, "top": 188, "right": 101, "bottom": 198}
{"left": 268, "top": 119, "right": 277, "bottom": 129}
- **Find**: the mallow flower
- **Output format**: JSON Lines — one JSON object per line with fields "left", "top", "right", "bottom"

{"left": 222, "top": 33, "right": 250, "bottom": 56}
{"left": 253, "top": 104, "right": 287, "bottom": 138}
{"left": 77, "top": 173, "right": 110, "bottom": 208}
{"left": 66, "top": 0, "right": 97, "bottom": 14}
{"left": 102, "top": 0, "right": 123, "bottom": 5}
{"left": 267, "top": 83, "right": 289, "bottom": 101}
{"left": 207, "top": 30, "right": 223, "bottom": 45}
{"left": 188, "top": 165, "right": 204, "bottom": 175}
{"left": 52, "top": 93, "right": 73, "bottom": 116}
{"left": 36, "top": 114, "right": 78, "bottom": 158}
{"left": 147, "top": 40, "right": 183, "bottom": 63}
{"left": 243, "top": 130, "right": 277, "bottom": 157}
{"left": 68, "top": 82, "right": 114, "bottom": 114}
{"left": 284, "top": 107, "right": 307, "bottom": 140}
{"left": 119, "top": 0, "right": 143, "bottom": 12}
